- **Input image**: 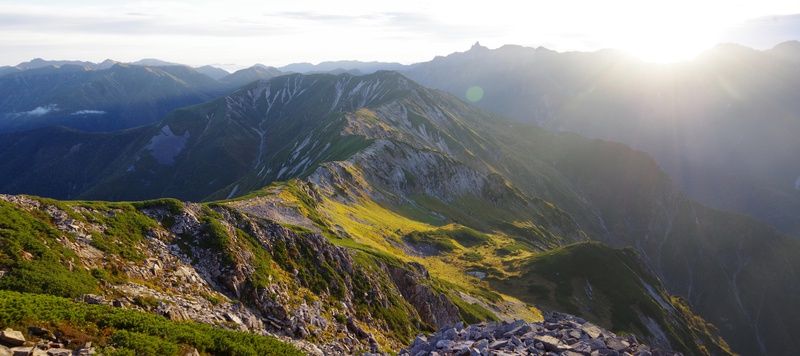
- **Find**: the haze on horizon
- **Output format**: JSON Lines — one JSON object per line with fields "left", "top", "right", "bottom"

{"left": 1, "top": 0, "right": 798, "bottom": 71}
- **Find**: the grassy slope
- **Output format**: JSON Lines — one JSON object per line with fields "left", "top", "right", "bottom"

{"left": 0, "top": 290, "right": 302, "bottom": 356}
{"left": 490, "top": 242, "right": 733, "bottom": 356}
{"left": 0, "top": 197, "right": 301, "bottom": 355}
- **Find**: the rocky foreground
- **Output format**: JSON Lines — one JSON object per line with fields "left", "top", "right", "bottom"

{"left": 399, "top": 312, "right": 682, "bottom": 356}
{"left": 0, "top": 327, "right": 100, "bottom": 356}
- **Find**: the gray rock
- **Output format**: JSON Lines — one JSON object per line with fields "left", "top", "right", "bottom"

{"left": 443, "top": 327, "right": 458, "bottom": 340}
{"left": 398, "top": 315, "right": 679, "bottom": 356}
{"left": 533, "top": 335, "right": 561, "bottom": 351}
{"left": 0, "top": 329, "right": 25, "bottom": 347}
{"left": 568, "top": 329, "right": 582, "bottom": 339}
{"left": 9, "top": 347, "right": 32, "bottom": 356}
{"left": 570, "top": 341, "right": 593, "bottom": 355}
{"left": 503, "top": 324, "right": 532, "bottom": 338}
{"left": 581, "top": 324, "right": 603, "bottom": 339}
{"left": 489, "top": 339, "right": 509, "bottom": 350}
{"left": 473, "top": 339, "right": 489, "bottom": 351}
{"left": 436, "top": 339, "right": 455, "bottom": 349}
{"left": 45, "top": 349, "right": 72, "bottom": 356}
{"left": 585, "top": 338, "right": 606, "bottom": 350}
{"left": 605, "top": 338, "right": 630, "bottom": 352}
{"left": 563, "top": 351, "right": 586, "bottom": 356}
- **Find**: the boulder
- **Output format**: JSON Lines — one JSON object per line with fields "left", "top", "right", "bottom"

{"left": 9, "top": 347, "right": 32, "bottom": 356}
{"left": 606, "top": 338, "right": 631, "bottom": 352}
{"left": 398, "top": 313, "right": 681, "bottom": 356}
{"left": 532, "top": 334, "right": 560, "bottom": 351}
{"left": 0, "top": 329, "right": 25, "bottom": 346}
{"left": 581, "top": 324, "right": 603, "bottom": 339}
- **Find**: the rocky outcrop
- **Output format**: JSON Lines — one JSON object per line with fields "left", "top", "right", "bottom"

{"left": 401, "top": 312, "right": 682, "bottom": 356}
{"left": 0, "top": 327, "right": 98, "bottom": 356}
{"left": 386, "top": 262, "right": 460, "bottom": 329}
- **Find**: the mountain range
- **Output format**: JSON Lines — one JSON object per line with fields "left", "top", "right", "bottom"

{"left": 1, "top": 44, "right": 799, "bottom": 355}
{"left": 403, "top": 41, "right": 800, "bottom": 238}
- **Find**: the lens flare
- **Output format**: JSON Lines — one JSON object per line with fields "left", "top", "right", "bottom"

{"left": 466, "top": 86, "right": 484, "bottom": 102}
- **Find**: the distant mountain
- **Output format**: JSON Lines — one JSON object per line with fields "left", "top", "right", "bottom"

{"left": 0, "top": 63, "right": 229, "bottom": 132}
{"left": 403, "top": 41, "right": 800, "bottom": 237}
{"left": 1, "top": 71, "right": 797, "bottom": 355}
{"left": 194, "top": 65, "right": 230, "bottom": 80}
{"left": 129, "top": 58, "right": 182, "bottom": 67}
{"left": 0, "top": 66, "right": 21, "bottom": 77}
{"left": 219, "top": 65, "right": 283, "bottom": 88}
{"left": 279, "top": 60, "right": 412, "bottom": 74}
{"left": 12, "top": 58, "right": 119, "bottom": 70}
{"left": 766, "top": 39, "right": 800, "bottom": 62}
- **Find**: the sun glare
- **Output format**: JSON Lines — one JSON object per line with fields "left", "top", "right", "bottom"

{"left": 621, "top": 32, "right": 717, "bottom": 63}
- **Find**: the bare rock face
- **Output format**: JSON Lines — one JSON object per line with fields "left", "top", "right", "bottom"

{"left": 386, "top": 262, "right": 460, "bottom": 329}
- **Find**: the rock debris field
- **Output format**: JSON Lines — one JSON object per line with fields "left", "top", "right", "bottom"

{"left": 399, "top": 312, "right": 683, "bottom": 356}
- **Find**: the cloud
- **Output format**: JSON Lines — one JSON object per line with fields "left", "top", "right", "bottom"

{"left": 24, "top": 104, "right": 59, "bottom": 116}
{"left": 71, "top": 110, "right": 106, "bottom": 115}
{"left": 0, "top": 6, "right": 288, "bottom": 38}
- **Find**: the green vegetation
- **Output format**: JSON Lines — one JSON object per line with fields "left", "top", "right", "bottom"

{"left": 450, "top": 296, "right": 499, "bottom": 325}
{"left": 351, "top": 252, "right": 419, "bottom": 341}
{"left": 461, "top": 251, "right": 484, "bottom": 262}
{"left": 0, "top": 290, "right": 302, "bottom": 355}
{"left": 76, "top": 202, "right": 160, "bottom": 261}
{"left": 282, "top": 180, "right": 338, "bottom": 239}
{"left": 0, "top": 201, "right": 98, "bottom": 298}
{"left": 131, "top": 198, "right": 185, "bottom": 215}
{"left": 491, "top": 242, "right": 734, "bottom": 356}
{"left": 404, "top": 225, "right": 491, "bottom": 253}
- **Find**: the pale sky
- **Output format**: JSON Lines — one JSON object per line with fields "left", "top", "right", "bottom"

{"left": 1, "top": 0, "right": 798, "bottom": 71}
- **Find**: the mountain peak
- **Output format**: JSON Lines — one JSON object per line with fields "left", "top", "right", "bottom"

{"left": 767, "top": 40, "right": 800, "bottom": 62}
{"left": 470, "top": 41, "right": 489, "bottom": 51}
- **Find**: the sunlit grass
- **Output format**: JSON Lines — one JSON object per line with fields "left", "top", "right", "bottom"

{"left": 314, "top": 194, "right": 544, "bottom": 321}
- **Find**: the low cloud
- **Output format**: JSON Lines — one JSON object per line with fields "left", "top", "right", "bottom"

{"left": 71, "top": 110, "right": 106, "bottom": 115}
{"left": 24, "top": 104, "right": 59, "bottom": 116}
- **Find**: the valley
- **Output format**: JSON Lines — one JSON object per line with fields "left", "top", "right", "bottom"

{"left": 0, "top": 49, "right": 799, "bottom": 355}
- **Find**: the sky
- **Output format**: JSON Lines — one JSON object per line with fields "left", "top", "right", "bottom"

{"left": 1, "top": 0, "right": 799, "bottom": 71}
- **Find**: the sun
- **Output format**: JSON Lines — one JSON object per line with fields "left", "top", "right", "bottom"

{"left": 578, "top": 1, "right": 739, "bottom": 63}
{"left": 621, "top": 35, "right": 715, "bottom": 63}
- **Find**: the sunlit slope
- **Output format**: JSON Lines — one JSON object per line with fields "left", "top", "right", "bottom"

{"left": 225, "top": 180, "right": 724, "bottom": 355}
{"left": 491, "top": 242, "right": 733, "bottom": 355}
{"left": 404, "top": 42, "right": 800, "bottom": 237}
{"left": 1, "top": 70, "right": 799, "bottom": 354}
{"left": 0, "top": 195, "right": 467, "bottom": 353}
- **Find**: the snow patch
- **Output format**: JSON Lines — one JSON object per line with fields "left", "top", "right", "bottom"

{"left": 145, "top": 125, "right": 190, "bottom": 165}
{"left": 640, "top": 278, "right": 673, "bottom": 312}
{"left": 226, "top": 184, "right": 240, "bottom": 199}
{"left": 276, "top": 166, "right": 289, "bottom": 179}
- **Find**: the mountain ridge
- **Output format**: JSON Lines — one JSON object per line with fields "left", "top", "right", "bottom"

{"left": 402, "top": 41, "right": 800, "bottom": 237}
{"left": 0, "top": 69, "right": 797, "bottom": 354}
